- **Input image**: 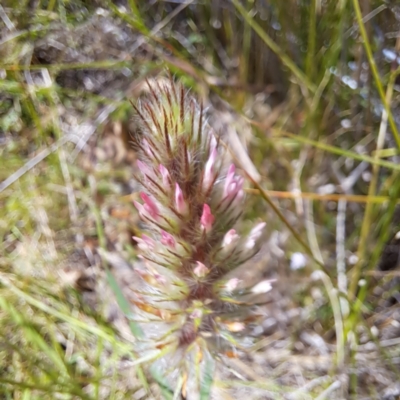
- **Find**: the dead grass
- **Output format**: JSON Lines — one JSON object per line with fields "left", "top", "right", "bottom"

{"left": 1, "top": 1, "right": 400, "bottom": 399}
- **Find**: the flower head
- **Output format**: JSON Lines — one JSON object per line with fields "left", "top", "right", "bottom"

{"left": 130, "top": 76, "right": 271, "bottom": 387}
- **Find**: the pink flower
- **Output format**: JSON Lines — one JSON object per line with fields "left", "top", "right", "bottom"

{"left": 131, "top": 79, "right": 273, "bottom": 355}
{"left": 137, "top": 160, "right": 152, "bottom": 177}
{"left": 140, "top": 192, "right": 159, "bottom": 219}
{"left": 142, "top": 234, "right": 155, "bottom": 248}
{"left": 160, "top": 230, "right": 176, "bottom": 249}
{"left": 175, "top": 183, "right": 188, "bottom": 215}
{"left": 153, "top": 273, "right": 167, "bottom": 285}
{"left": 159, "top": 164, "right": 171, "bottom": 187}
{"left": 142, "top": 139, "right": 153, "bottom": 159}
{"left": 225, "top": 278, "right": 241, "bottom": 292}
{"left": 200, "top": 204, "right": 214, "bottom": 233}
{"left": 225, "top": 322, "right": 245, "bottom": 332}
{"left": 133, "top": 234, "right": 155, "bottom": 251}
{"left": 222, "top": 229, "right": 239, "bottom": 247}
{"left": 226, "top": 164, "right": 235, "bottom": 180}
{"left": 190, "top": 309, "right": 203, "bottom": 319}
{"left": 223, "top": 164, "right": 244, "bottom": 201}
{"left": 210, "top": 135, "right": 217, "bottom": 152}
{"left": 245, "top": 222, "right": 266, "bottom": 249}
{"left": 133, "top": 200, "right": 145, "bottom": 215}
{"left": 203, "top": 147, "right": 218, "bottom": 191}
{"left": 194, "top": 261, "right": 210, "bottom": 278}
{"left": 251, "top": 279, "right": 275, "bottom": 294}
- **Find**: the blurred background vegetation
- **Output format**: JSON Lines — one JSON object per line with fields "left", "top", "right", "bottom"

{"left": 1, "top": 0, "right": 400, "bottom": 399}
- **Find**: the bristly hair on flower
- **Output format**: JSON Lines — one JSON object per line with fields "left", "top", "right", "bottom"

{"left": 130, "top": 74, "right": 271, "bottom": 393}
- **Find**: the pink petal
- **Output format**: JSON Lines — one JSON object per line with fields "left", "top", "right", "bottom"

{"left": 141, "top": 234, "right": 155, "bottom": 249}
{"left": 143, "top": 139, "right": 153, "bottom": 159}
{"left": 140, "top": 192, "right": 159, "bottom": 219}
{"left": 175, "top": 183, "right": 188, "bottom": 215}
{"left": 225, "top": 278, "right": 241, "bottom": 292}
{"left": 200, "top": 204, "right": 214, "bottom": 233}
{"left": 194, "top": 261, "right": 210, "bottom": 278}
{"left": 245, "top": 222, "right": 266, "bottom": 249}
{"left": 225, "top": 164, "right": 236, "bottom": 186}
{"left": 133, "top": 200, "right": 145, "bottom": 214}
{"left": 132, "top": 235, "right": 154, "bottom": 251}
{"left": 190, "top": 309, "right": 203, "bottom": 319}
{"left": 132, "top": 235, "right": 144, "bottom": 246}
{"left": 251, "top": 279, "right": 276, "bottom": 294}
{"left": 222, "top": 229, "right": 239, "bottom": 247}
{"left": 137, "top": 160, "right": 151, "bottom": 177}
{"left": 250, "top": 222, "right": 266, "bottom": 238}
{"left": 225, "top": 322, "right": 245, "bottom": 332}
{"left": 159, "top": 164, "right": 171, "bottom": 187}
{"left": 223, "top": 164, "right": 244, "bottom": 200}
{"left": 210, "top": 135, "right": 217, "bottom": 153}
{"left": 160, "top": 230, "right": 176, "bottom": 249}
{"left": 153, "top": 273, "right": 167, "bottom": 285}
{"left": 203, "top": 148, "right": 218, "bottom": 191}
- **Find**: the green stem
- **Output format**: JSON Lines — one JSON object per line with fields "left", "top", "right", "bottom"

{"left": 305, "top": 0, "right": 317, "bottom": 79}
{"left": 231, "top": 0, "right": 316, "bottom": 94}
{"left": 352, "top": 0, "right": 400, "bottom": 150}
{"left": 348, "top": 73, "right": 395, "bottom": 299}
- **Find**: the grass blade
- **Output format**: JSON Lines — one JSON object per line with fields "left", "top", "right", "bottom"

{"left": 200, "top": 357, "right": 215, "bottom": 400}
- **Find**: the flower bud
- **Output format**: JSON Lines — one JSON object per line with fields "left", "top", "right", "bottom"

{"left": 224, "top": 278, "right": 241, "bottom": 292}
{"left": 133, "top": 234, "right": 155, "bottom": 251}
{"left": 245, "top": 222, "right": 266, "bottom": 249}
{"left": 223, "top": 164, "right": 244, "bottom": 202}
{"left": 222, "top": 229, "right": 239, "bottom": 247}
{"left": 160, "top": 230, "right": 176, "bottom": 249}
{"left": 194, "top": 261, "right": 210, "bottom": 278}
{"left": 143, "top": 139, "right": 154, "bottom": 159}
{"left": 159, "top": 164, "right": 171, "bottom": 188}
{"left": 175, "top": 183, "right": 188, "bottom": 215}
{"left": 225, "top": 322, "right": 245, "bottom": 332}
{"left": 140, "top": 192, "right": 159, "bottom": 220}
{"left": 137, "top": 160, "right": 152, "bottom": 177}
{"left": 200, "top": 204, "right": 214, "bottom": 233}
{"left": 251, "top": 279, "right": 275, "bottom": 294}
{"left": 203, "top": 148, "right": 218, "bottom": 191}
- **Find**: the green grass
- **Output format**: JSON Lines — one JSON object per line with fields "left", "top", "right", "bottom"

{"left": 1, "top": 0, "right": 400, "bottom": 398}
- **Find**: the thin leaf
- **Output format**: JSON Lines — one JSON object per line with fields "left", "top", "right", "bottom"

{"left": 91, "top": 200, "right": 145, "bottom": 339}
{"left": 352, "top": 0, "right": 400, "bottom": 150}
{"left": 105, "top": 268, "right": 145, "bottom": 339}
{"left": 200, "top": 357, "right": 215, "bottom": 400}
{"left": 149, "top": 365, "right": 174, "bottom": 400}
{"left": 173, "top": 375, "right": 184, "bottom": 400}
{"left": 272, "top": 128, "right": 400, "bottom": 172}
{"left": 231, "top": 0, "right": 316, "bottom": 94}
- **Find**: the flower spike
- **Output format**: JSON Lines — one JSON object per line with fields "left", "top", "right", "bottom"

{"left": 130, "top": 76, "right": 271, "bottom": 389}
